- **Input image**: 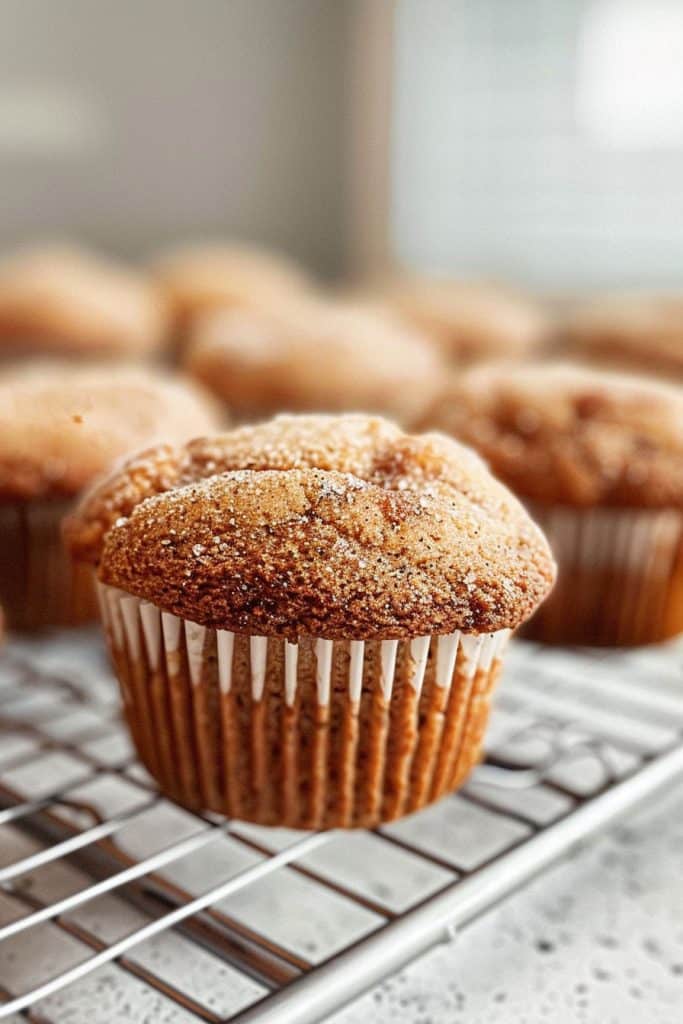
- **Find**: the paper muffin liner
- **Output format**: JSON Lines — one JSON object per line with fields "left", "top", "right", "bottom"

{"left": 526, "top": 505, "right": 683, "bottom": 646}
{"left": 0, "top": 500, "right": 98, "bottom": 630}
{"left": 98, "top": 582, "right": 510, "bottom": 829}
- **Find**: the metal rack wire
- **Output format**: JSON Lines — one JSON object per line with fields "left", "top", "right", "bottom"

{"left": 1, "top": 631, "right": 682, "bottom": 1023}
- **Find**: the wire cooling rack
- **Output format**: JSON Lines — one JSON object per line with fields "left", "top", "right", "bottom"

{"left": 1, "top": 630, "right": 682, "bottom": 1024}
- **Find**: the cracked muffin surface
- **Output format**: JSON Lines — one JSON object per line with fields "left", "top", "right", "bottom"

{"left": 71, "top": 413, "right": 556, "bottom": 638}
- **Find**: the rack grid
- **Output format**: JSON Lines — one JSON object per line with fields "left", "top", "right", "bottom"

{"left": 1, "top": 629, "right": 682, "bottom": 1024}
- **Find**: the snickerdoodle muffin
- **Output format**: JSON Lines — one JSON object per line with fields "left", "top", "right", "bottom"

{"left": 153, "top": 242, "right": 312, "bottom": 347}
{"left": 381, "top": 277, "right": 549, "bottom": 365}
{"left": 0, "top": 245, "right": 168, "bottom": 359}
{"left": 0, "top": 363, "right": 221, "bottom": 629}
{"left": 183, "top": 299, "right": 443, "bottom": 423}
{"left": 65, "top": 414, "right": 555, "bottom": 828}
{"left": 564, "top": 292, "right": 683, "bottom": 382}
{"left": 422, "top": 363, "right": 683, "bottom": 646}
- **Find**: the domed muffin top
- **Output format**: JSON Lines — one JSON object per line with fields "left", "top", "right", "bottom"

{"left": 71, "top": 413, "right": 555, "bottom": 638}
{"left": 380, "top": 278, "right": 548, "bottom": 364}
{"left": 0, "top": 245, "right": 168, "bottom": 357}
{"left": 421, "top": 363, "right": 683, "bottom": 508}
{"left": 0, "top": 362, "right": 221, "bottom": 501}
{"left": 153, "top": 242, "right": 312, "bottom": 329}
{"left": 565, "top": 292, "right": 683, "bottom": 380}
{"left": 183, "top": 299, "right": 443, "bottom": 423}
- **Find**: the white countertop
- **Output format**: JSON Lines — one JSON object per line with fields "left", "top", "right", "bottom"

{"left": 332, "top": 786, "right": 683, "bottom": 1024}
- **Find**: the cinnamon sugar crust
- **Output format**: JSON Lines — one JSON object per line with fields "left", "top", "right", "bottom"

{"left": 0, "top": 363, "right": 222, "bottom": 501}
{"left": 0, "top": 245, "right": 168, "bottom": 357}
{"left": 421, "top": 363, "right": 683, "bottom": 508}
{"left": 81, "top": 414, "right": 554, "bottom": 638}
{"left": 183, "top": 299, "right": 442, "bottom": 421}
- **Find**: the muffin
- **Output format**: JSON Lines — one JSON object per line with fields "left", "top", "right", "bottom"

{"left": 65, "top": 414, "right": 555, "bottom": 828}
{"left": 153, "top": 242, "right": 312, "bottom": 346}
{"left": 564, "top": 292, "right": 683, "bottom": 382}
{"left": 421, "top": 362, "right": 683, "bottom": 646}
{"left": 381, "top": 277, "right": 549, "bottom": 365}
{"left": 0, "top": 245, "right": 168, "bottom": 359}
{"left": 0, "top": 363, "right": 221, "bottom": 630}
{"left": 183, "top": 299, "right": 443, "bottom": 424}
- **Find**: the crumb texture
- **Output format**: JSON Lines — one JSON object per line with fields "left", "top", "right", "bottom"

{"left": 92, "top": 414, "right": 555, "bottom": 638}
{"left": 0, "top": 363, "right": 221, "bottom": 500}
{"left": 421, "top": 363, "right": 683, "bottom": 507}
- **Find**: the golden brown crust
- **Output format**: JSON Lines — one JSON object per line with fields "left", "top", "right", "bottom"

{"left": 0, "top": 362, "right": 222, "bottom": 501}
{"left": 85, "top": 414, "right": 554, "bottom": 638}
{"left": 183, "top": 299, "right": 443, "bottom": 422}
{"left": 420, "top": 362, "right": 683, "bottom": 508}
{"left": 0, "top": 245, "right": 168, "bottom": 357}
{"left": 564, "top": 292, "right": 683, "bottom": 380}
{"left": 381, "top": 278, "right": 548, "bottom": 364}
{"left": 66, "top": 413, "right": 485, "bottom": 564}
{"left": 153, "top": 242, "right": 312, "bottom": 330}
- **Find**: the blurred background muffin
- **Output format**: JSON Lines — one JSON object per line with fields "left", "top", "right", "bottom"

{"left": 153, "top": 242, "right": 314, "bottom": 352}
{"left": 183, "top": 298, "right": 443, "bottom": 423}
{"left": 377, "top": 278, "right": 550, "bottom": 365}
{"left": 563, "top": 292, "right": 683, "bottom": 383}
{"left": 0, "top": 244, "right": 168, "bottom": 360}
{"left": 0, "top": 362, "right": 221, "bottom": 630}
{"left": 421, "top": 362, "right": 683, "bottom": 646}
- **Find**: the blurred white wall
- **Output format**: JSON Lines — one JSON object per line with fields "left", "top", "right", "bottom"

{"left": 393, "top": 0, "right": 683, "bottom": 290}
{"left": 0, "top": 0, "right": 349, "bottom": 275}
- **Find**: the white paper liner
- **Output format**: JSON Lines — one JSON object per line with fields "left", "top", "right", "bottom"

{"left": 529, "top": 505, "right": 683, "bottom": 645}
{"left": 97, "top": 581, "right": 510, "bottom": 828}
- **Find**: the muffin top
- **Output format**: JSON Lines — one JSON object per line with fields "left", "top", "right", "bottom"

{"left": 382, "top": 278, "right": 548, "bottom": 364}
{"left": 0, "top": 362, "right": 222, "bottom": 501}
{"left": 421, "top": 362, "right": 683, "bottom": 508}
{"left": 70, "top": 413, "right": 555, "bottom": 639}
{"left": 153, "top": 242, "right": 311, "bottom": 329}
{"left": 0, "top": 245, "right": 168, "bottom": 357}
{"left": 565, "top": 292, "right": 683, "bottom": 380}
{"left": 183, "top": 299, "right": 443, "bottom": 422}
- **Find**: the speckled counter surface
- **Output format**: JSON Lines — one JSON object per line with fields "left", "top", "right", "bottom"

{"left": 331, "top": 787, "right": 683, "bottom": 1024}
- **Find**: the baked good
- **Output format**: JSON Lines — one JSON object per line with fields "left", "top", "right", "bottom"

{"left": 0, "top": 245, "right": 167, "bottom": 359}
{"left": 0, "top": 362, "right": 221, "bottom": 629}
{"left": 153, "top": 242, "right": 312, "bottom": 345}
{"left": 381, "top": 277, "right": 548, "bottom": 364}
{"left": 421, "top": 362, "right": 683, "bottom": 645}
{"left": 564, "top": 292, "right": 683, "bottom": 382}
{"left": 69, "top": 413, "right": 555, "bottom": 827}
{"left": 183, "top": 299, "right": 443, "bottom": 423}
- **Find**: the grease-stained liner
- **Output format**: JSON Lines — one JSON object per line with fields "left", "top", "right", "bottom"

{"left": 99, "top": 582, "right": 510, "bottom": 829}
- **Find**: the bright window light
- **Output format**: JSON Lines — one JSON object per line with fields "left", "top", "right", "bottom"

{"left": 577, "top": 0, "right": 683, "bottom": 148}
